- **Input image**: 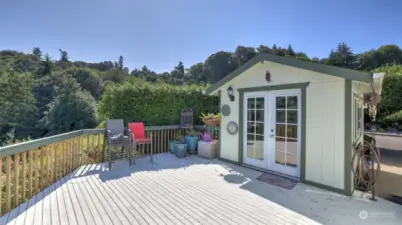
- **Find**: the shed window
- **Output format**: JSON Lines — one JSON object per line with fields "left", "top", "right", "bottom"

{"left": 353, "top": 95, "right": 364, "bottom": 142}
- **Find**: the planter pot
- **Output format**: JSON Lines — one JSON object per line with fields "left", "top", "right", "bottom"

{"left": 185, "top": 136, "right": 200, "bottom": 152}
{"left": 202, "top": 118, "right": 220, "bottom": 127}
{"left": 198, "top": 140, "right": 219, "bottom": 159}
{"left": 175, "top": 143, "right": 188, "bottom": 158}
{"left": 169, "top": 141, "right": 178, "bottom": 153}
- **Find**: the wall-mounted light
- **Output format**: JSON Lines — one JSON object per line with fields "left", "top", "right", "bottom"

{"left": 227, "top": 85, "right": 235, "bottom": 101}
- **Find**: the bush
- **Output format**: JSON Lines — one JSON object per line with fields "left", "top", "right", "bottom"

{"left": 43, "top": 85, "right": 98, "bottom": 135}
{"left": 374, "top": 65, "right": 402, "bottom": 118}
{"left": 378, "top": 110, "right": 402, "bottom": 130}
{"left": 98, "top": 82, "right": 218, "bottom": 126}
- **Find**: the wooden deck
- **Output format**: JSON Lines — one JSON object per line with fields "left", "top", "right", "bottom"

{"left": 1, "top": 153, "right": 401, "bottom": 225}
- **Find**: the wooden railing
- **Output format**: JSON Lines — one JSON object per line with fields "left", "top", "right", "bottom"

{"left": 0, "top": 125, "right": 219, "bottom": 216}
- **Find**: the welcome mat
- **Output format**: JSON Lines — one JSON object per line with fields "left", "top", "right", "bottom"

{"left": 257, "top": 172, "right": 298, "bottom": 190}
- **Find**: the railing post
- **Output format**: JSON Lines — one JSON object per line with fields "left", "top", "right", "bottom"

{"left": 150, "top": 131, "right": 153, "bottom": 163}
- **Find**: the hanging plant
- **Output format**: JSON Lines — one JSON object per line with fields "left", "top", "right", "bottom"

{"left": 200, "top": 112, "right": 221, "bottom": 127}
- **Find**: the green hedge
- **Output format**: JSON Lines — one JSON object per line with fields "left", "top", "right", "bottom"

{"left": 98, "top": 83, "right": 219, "bottom": 126}
{"left": 378, "top": 110, "right": 402, "bottom": 130}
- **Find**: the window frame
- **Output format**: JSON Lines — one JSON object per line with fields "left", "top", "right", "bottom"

{"left": 353, "top": 94, "right": 364, "bottom": 143}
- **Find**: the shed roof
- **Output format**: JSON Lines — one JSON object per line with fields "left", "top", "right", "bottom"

{"left": 206, "top": 54, "right": 374, "bottom": 95}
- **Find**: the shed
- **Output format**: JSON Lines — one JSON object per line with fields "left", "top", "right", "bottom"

{"left": 206, "top": 54, "right": 385, "bottom": 195}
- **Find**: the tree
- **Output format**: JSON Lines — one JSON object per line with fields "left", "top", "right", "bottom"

{"left": 171, "top": 61, "right": 185, "bottom": 78}
{"left": 329, "top": 42, "right": 355, "bottom": 68}
{"left": 118, "top": 55, "right": 124, "bottom": 71}
{"left": 203, "top": 51, "right": 237, "bottom": 83}
{"left": 65, "top": 67, "right": 103, "bottom": 98}
{"left": 234, "top": 46, "right": 256, "bottom": 66}
{"left": 0, "top": 70, "right": 37, "bottom": 143}
{"left": 286, "top": 45, "right": 296, "bottom": 56}
{"left": 187, "top": 62, "right": 204, "bottom": 81}
{"left": 256, "top": 45, "right": 271, "bottom": 54}
{"left": 59, "top": 49, "right": 69, "bottom": 62}
{"left": 32, "top": 47, "right": 42, "bottom": 59}
{"left": 43, "top": 85, "right": 97, "bottom": 135}
{"left": 272, "top": 44, "right": 278, "bottom": 54}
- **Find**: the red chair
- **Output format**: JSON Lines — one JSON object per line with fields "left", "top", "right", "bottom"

{"left": 128, "top": 122, "right": 153, "bottom": 163}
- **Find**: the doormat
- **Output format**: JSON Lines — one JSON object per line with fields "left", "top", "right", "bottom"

{"left": 257, "top": 172, "right": 298, "bottom": 190}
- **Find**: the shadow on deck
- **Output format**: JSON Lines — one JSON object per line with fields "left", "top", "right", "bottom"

{"left": 2, "top": 153, "right": 401, "bottom": 225}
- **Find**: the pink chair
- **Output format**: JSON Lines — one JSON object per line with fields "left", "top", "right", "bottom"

{"left": 128, "top": 122, "right": 153, "bottom": 162}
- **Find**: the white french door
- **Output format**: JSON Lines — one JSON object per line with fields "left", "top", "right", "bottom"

{"left": 243, "top": 89, "right": 301, "bottom": 178}
{"left": 243, "top": 92, "right": 268, "bottom": 168}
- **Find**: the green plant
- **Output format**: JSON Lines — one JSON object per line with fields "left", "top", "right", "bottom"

{"left": 98, "top": 83, "right": 219, "bottom": 126}
{"left": 174, "top": 134, "right": 185, "bottom": 143}
{"left": 379, "top": 110, "right": 402, "bottom": 130}
{"left": 186, "top": 126, "right": 200, "bottom": 137}
{"left": 200, "top": 112, "right": 221, "bottom": 120}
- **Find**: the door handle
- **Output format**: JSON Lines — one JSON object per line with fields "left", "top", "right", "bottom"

{"left": 270, "top": 129, "right": 275, "bottom": 138}
{"left": 270, "top": 134, "right": 274, "bottom": 137}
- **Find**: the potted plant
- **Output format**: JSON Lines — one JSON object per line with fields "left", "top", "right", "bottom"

{"left": 185, "top": 127, "right": 200, "bottom": 152}
{"left": 174, "top": 134, "right": 187, "bottom": 158}
{"left": 169, "top": 139, "right": 178, "bottom": 154}
{"left": 200, "top": 112, "right": 221, "bottom": 127}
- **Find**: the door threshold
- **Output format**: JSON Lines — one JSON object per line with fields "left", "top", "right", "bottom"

{"left": 242, "top": 163, "right": 299, "bottom": 181}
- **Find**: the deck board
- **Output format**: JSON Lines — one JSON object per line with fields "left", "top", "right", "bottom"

{"left": 1, "top": 153, "right": 402, "bottom": 225}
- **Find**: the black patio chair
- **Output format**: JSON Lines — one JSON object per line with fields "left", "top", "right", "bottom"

{"left": 102, "top": 119, "right": 133, "bottom": 170}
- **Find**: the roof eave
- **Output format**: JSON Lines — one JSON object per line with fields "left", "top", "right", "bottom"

{"left": 206, "top": 54, "right": 374, "bottom": 95}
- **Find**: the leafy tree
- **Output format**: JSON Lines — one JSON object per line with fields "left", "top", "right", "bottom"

{"left": 59, "top": 49, "right": 69, "bottom": 62}
{"left": 171, "top": 61, "right": 185, "bottom": 78}
{"left": 295, "top": 52, "right": 310, "bottom": 61}
{"left": 118, "top": 55, "right": 124, "bottom": 71}
{"left": 43, "top": 81, "right": 97, "bottom": 135}
{"left": 203, "top": 51, "right": 236, "bottom": 82}
{"left": 32, "top": 47, "right": 42, "bottom": 59}
{"left": 234, "top": 46, "right": 256, "bottom": 66}
{"left": 257, "top": 45, "right": 271, "bottom": 54}
{"left": 272, "top": 44, "right": 278, "bottom": 54}
{"left": 0, "top": 70, "right": 37, "bottom": 142}
{"left": 65, "top": 67, "right": 103, "bottom": 98}
{"left": 329, "top": 42, "right": 355, "bottom": 68}
{"left": 287, "top": 45, "right": 296, "bottom": 56}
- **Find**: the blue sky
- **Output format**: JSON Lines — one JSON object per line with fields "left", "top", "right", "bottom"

{"left": 1, "top": 0, "right": 401, "bottom": 73}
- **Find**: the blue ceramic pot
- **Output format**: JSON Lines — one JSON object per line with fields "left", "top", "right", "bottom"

{"left": 185, "top": 136, "right": 200, "bottom": 151}
{"left": 175, "top": 143, "right": 188, "bottom": 158}
{"left": 169, "top": 141, "right": 178, "bottom": 153}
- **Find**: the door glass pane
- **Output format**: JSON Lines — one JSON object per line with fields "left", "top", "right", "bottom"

{"left": 276, "top": 124, "right": 286, "bottom": 137}
{"left": 247, "top": 122, "right": 255, "bottom": 133}
{"left": 276, "top": 97, "right": 286, "bottom": 109}
{"left": 287, "top": 125, "right": 298, "bottom": 138}
{"left": 247, "top": 110, "right": 255, "bottom": 121}
{"left": 247, "top": 145, "right": 254, "bottom": 158}
{"left": 255, "top": 123, "right": 264, "bottom": 135}
{"left": 275, "top": 151, "right": 285, "bottom": 165}
{"left": 286, "top": 139, "right": 297, "bottom": 154}
{"left": 256, "top": 98, "right": 264, "bottom": 109}
{"left": 247, "top": 98, "right": 255, "bottom": 109}
{"left": 275, "top": 138, "right": 286, "bottom": 151}
{"left": 276, "top": 110, "right": 286, "bottom": 123}
{"left": 246, "top": 96, "right": 264, "bottom": 161}
{"left": 286, "top": 153, "right": 297, "bottom": 167}
{"left": 287, "top": 111, "right": 298, "bottom": 123}
{"left": 287, "top": 96, "right": 298, "bottom": 109}
{"left": 256, "top": 110, "right": 264, "bottom": 122}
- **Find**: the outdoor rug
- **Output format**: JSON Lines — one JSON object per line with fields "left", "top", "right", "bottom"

{"left": 256, "top": 172, "right": 298, "bottom": 190}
